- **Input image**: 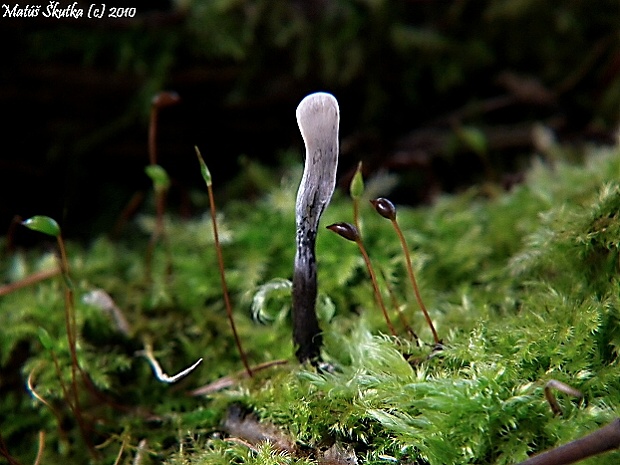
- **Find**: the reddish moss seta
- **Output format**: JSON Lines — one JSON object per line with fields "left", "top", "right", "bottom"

{"left": 327, "top": 221, "right": 397, "bottom": 336}
{"left": 370, "top": 197, "right": 440, "bottom": 345}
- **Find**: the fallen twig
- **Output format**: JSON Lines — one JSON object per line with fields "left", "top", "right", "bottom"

{"left": 223, "top": 404, "right": 297, "bottom": 454}
{"left": 188, "top": 359, "right": 288, "bottom": 396}
{"left": 222, "top": 405, "right": 359, "bottom": 464}
{"left": 544, "top": 380, "right": 583, "bottom": 416}
{"left": 515, "top": 418, "right": 620, "bottom": 465}
{"left": 0, "top": 267, "right": 61, "bottom": 296}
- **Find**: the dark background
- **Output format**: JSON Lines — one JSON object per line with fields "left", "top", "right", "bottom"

{"left": 1, "top": 0, "right": 619, "bottom": 240}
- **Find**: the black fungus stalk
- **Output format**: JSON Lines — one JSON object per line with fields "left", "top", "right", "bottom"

{"left": 292, "top": 92, "right": 340, "bottom": 363}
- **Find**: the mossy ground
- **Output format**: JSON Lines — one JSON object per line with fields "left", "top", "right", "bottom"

{"left": 2, "top": 144, "right": 620, "bottom": 464}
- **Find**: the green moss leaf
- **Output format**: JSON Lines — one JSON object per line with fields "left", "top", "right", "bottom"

{"left": 350, "top": 161, "right": 364, "bottom": 200}
{"left": 22, "top": 215, "right": 61, "bottom": 237}
{"left": 37, "top": 327, "right": 54, "bottom": 350}
{"left": 145, "top": 164, "right": 170, "bottom": 191}
{"left": 195, "top": 145, "right": 212, "bottom": 187}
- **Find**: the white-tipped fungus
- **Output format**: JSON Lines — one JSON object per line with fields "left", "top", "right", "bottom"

{"left": 292, "top": 92, "right": 340, "bottom": 362}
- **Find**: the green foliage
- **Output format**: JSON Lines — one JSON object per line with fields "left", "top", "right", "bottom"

{"left": 350, "top": 162, "right": 365, "bottom": 200}
{"left": 2, "top": 144, "right": 620, "bottom": 464}
{"left": 145, "top": 164, "right": 171, "bottom": 192}
{"left": 22, "top": 215, "right": 61, "bottom": 238}
{"left": 195, "top": 146, "right": 213, "bottom": 187}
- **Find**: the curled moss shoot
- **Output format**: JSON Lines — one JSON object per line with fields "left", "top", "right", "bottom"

{"left": 370, "top": 198, "right": 440, "bottom": 345}
{"left": 326, "top": 222, "right": 397, "bottom": 336}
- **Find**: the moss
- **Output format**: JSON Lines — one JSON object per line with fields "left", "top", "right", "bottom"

{"left": 2, "top": 145, "right": 620, "bottom": 464}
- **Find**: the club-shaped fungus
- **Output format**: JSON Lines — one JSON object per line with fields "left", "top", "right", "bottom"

{"left": 292, "top": 92, "right": 339, "bottom": 363}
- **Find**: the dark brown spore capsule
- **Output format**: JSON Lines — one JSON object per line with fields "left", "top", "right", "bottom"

{"left": 152, "top": 91, "right": 181, "bottom": 108}
{"left": 370, "top": 198, "right": 396, "bottom": 221}
{"left": 326, "top": 222, "right": 360, "bottom": 242}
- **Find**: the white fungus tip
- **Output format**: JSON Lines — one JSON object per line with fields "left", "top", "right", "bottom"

{"left": 296, "top": 92, "right": 339, "bottom": 141}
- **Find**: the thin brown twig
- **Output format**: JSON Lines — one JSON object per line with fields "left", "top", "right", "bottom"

{"left": 544, "top": 380, "right": 583, "bottom": 416}
{"left": 515, "top": 418, "right": 620, "bottom": 465}
{"left": 0, "top": 267, "right": 61, "bottom": 296}
{"left": 225, "top": 437, "right": 259, "bottom": 453}
{"left": 223, "top": 405, "right": 297, "bottom": 454}
{"left": 33, "top": 431, "right": 45, "bottom": 465}
{"left": 188, "top": 359, "right": 288, "bottom": 396}
{"left": 82, "top": 289, "right": 132, "bottom": 336}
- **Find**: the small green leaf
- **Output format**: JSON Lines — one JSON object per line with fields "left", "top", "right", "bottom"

{"left": 22, "top": 216, "right": 61, "bottom": 237}
{"left": 457, "top": 126, "right": 487, "bottom": 156}
{"left": 350, "top": 161, "right": 364, "bottom": 199}
{"left": 145, "top": 164, "right": 170, "bottom": 191}
{"left": 38, "top": 327, "right": 54, "bottom": 350}
{"left": 194, "top": 146, "right": 212, "bottom": 187}
{"left": 317, "top": 294, "right": 336, "bottom": 322}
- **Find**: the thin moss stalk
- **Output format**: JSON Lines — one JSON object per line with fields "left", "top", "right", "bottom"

{"left": 195, "top": 147, "right": 253, "bottom": 377}
{"left": 327, "top": 222, "right": 398, "bottom": 336}
{"left": 144, "top": 92, "right": 179, "bottom": 281}
{"left": 370, "top": 198, "right": 440, "bottom": 345}
{"left": 379, "top": 267, "right": 419, "bottom": 341}
{"left": 21, "top": 216, "right": 96, "bottom": 457}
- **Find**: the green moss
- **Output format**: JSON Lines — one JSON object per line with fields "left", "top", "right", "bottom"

{"left": 2, "top": 145, "right": 620, "bottom": 464}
